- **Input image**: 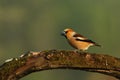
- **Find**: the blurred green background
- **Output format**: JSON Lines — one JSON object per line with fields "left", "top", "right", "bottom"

{"left": 0, "top": 0, "right": 120, "bottom": 80}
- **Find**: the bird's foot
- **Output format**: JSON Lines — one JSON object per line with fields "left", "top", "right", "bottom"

{"left": 74, "top": 49, "right": 87, "bottom": 53}
{"left": 73, "top": 49, "right": 82, "bottom": 53}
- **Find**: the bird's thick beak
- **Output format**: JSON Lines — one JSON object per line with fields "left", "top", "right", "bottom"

{"left": 61, "top": 31, "right": 65, "bottom": 36}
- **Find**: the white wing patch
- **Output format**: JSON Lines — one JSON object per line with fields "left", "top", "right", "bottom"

{"left": 75, "top": 37, "right": 85, "bottom": 40}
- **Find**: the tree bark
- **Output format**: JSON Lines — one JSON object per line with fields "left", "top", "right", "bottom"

{"left": 0, "top": 50, "right": 120, "bottom": 80}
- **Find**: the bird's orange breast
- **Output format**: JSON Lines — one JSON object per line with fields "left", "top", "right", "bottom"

{"left": 67, "top": 37, "right": 93, "bottom": 50}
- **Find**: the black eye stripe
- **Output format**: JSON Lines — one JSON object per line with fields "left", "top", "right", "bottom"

{"left": 65, "top": 31, "right": 68, "bottom": 33}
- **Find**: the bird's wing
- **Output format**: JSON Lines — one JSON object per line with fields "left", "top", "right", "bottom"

{"left": 73, "top": 34, "right": 87, "bottom": 40}
{"left": 73, "top": 33, "right": 101, "bottom": 47}
{"left": 76, "top": 38, "right": 95, "bottom": 43}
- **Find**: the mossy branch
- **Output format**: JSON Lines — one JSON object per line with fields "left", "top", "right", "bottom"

{"left": 0, "top": 50, "right": 120, "bottom": 80}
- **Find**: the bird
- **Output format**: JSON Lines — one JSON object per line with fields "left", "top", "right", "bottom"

{"left": 61, "top": 28, "right": 101, "bottom": 51}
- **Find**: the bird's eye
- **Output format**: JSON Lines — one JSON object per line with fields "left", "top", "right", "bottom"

{"left": 65, "top": 31, "right": 68, "bottom": 34}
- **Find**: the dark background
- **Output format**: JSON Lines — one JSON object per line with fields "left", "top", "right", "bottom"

{"left": 0, "top": 0, "right": 120, "bottom": 80}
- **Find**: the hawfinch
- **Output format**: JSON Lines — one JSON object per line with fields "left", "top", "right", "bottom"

{"left": 61, "top": 28, "right": 101, "bottom": 51}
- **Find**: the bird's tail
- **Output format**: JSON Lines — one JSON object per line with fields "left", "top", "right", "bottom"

{"left": 94, "top": 43, "right": 101, "bottom": 47}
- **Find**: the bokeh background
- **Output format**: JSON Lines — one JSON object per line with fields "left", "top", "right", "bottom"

{"left": 0, "top": 0, "right": 120, "bottom": 80}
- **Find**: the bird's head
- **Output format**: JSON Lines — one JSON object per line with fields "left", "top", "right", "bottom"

{"left": 61, "top": 28, "right": 75, "bottom": 38}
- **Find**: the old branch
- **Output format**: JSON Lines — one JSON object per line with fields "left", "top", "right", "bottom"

{"left": 0, "top": 50, "right": 120, "bottom": 80}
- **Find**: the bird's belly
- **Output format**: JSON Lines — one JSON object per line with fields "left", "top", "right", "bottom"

{"left": 68, "top": 39, "right": 92, "bottom": 50}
